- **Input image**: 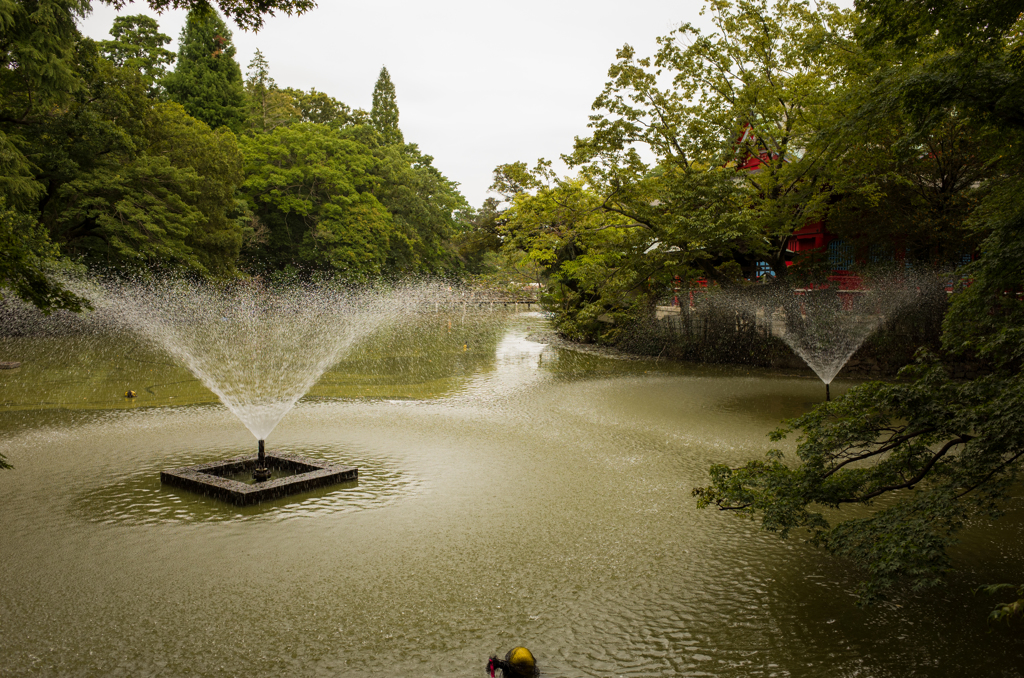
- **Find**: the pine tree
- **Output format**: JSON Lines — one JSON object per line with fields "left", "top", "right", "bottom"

{"left": 370, "top": 66, "right": 403, "bottom": 145}
{"left": 163, "top": 8, "right": 246, "bottom": 132}
{"left": 100, "top": 15, "right": 175, "bottom": 99}
{"left": 0, "top": 0, "right": 91, "bottom": 313}
{"left": 243, "top": 49, "right": 299, "bottom": 133}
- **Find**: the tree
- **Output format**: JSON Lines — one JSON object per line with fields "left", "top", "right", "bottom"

{"left": 238, "top": 123, "right": 397, "bottom": 277}
{"left": 243, "top": 49, "right": 297, "bottom": 133}
{"left": 801, "top": 0, "right": 1009, "bottom": 268}
{"left": 164, "top": 7, "right": 246, "bottom": 132}
{"left": 694, "top": 0, "right": 1024, "bottom": 604}
{"left": 369, "top": 141, "right": 468, "bottom": 274}
{"left": 0, "top": 0, "right": 312, "bottom": 315}
{"left": 289, "top": 87, "right": 363, "bottom": 127}
{"left": 241, "top": 51, "right": 365, "bottom": 133}
{"left": 487, "top": 0, "right": 864, "bottom": 344}
{"left": 494, "top": 143, "right": 754, "bottom": 340}
{"left": 100, "top": 0, "right": 317, "bottom": 32}
{"left": 21, "top": 36, "right": 243, "bottom": 274}
{"left": 454, "top": 197, "right": 505, "bottom": 274}
{"left": 145, "top": 102, "right": 245, "bottom": 275}
{"left": 30, "top": 43, "right": 181, "bottom": 266}
{"left": 0, "top": 0, "right": 94, "bottom": 312}
{"left": 0, "top": 0, "right": 90, "bottom": 207}
{"left": 99, "top": 14, "right": 175, "bottom": 98}
{"left": 822, "top": 111, "right": 997, "bottom": 264}
{"left": 370, "top": 65, "right": 403, "bottom": 145}
{"left": 494, "top": 161, "right": 685, "bottom": 341}
{"left": 569, "top": 0, "right": 858, "bottom": 281}
{"left": 0, "top": 199, "right": 87, "bottom": 313}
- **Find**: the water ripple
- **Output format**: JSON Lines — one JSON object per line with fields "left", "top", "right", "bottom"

{"left": 75, "top": 447, "right": 421, "bottom": 525}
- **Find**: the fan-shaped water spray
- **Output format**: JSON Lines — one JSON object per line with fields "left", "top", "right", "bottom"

{"left": 1, "top": 274, "right": 524, "bottom": 497}
{"left": 721, "top": 274, "right": 925, "bottom": 399}
{"left": 86, "top": 277, "right": 406, "bottom": 443}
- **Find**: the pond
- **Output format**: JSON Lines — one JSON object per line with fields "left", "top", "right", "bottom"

{"left": 0, "top": 311, "right": 1021, "bottom": 677}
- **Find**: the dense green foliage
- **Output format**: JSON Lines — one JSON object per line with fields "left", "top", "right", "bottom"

{"left": 690, "top": 0, "right": 1024, "bottom": 605}
{"left": 148, "top": 102, "right": 245, "bottom": 274}
{"left": 239, "top": 123, "right": 396, "bottom": 276}
{"left": 235, "top": 56, "right": 466, "bottom": 277}
{"left": 370, "top": 141, "right": 469, "bottom": 274}
{"left": 164, "top": 8, "right": 246, "bottom": 131}
{"left": 0, "top": 2, "right": 467, "bottom": 309}
{"left": 22, "top": 37, "right": 243, "bottom": 273}
{"left": 473, "top": 0, "right": 991, "bottom": 346}
{"left": 1, "top": 0, "right": 90, "bottom": 207}
{"left": 238, "top": 122, "right": 467, "bottom": 277}
{"left": 0, "top": 198, "right": 86, "bottom": 312}
{"left": 99, "top": 14, "right": 175, "bottom": 98}
{"left": 101, "top": 0, "right": 317, "bottom": 32}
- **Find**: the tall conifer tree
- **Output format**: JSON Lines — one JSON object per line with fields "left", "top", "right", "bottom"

{"left": 163, "top": 8, "right": 245, "bottom": 132}
{"left": 370, "top": 66, "right": 403, "bottom": 145}
{"left": 100, "top": 15, "right": 175, "bottom": 99}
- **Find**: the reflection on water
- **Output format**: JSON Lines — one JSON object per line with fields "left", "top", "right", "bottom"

{"left": 0, "top": 311, "right": 1021, "bottom": 677}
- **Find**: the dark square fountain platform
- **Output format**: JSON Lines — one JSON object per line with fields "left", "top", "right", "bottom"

{"left": 160, "top": 452, "right": 357, "bottom": 506}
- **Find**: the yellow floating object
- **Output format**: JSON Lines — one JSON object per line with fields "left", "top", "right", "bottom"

{"left": 507, "top": 647, "right": 537, "bottom": 676}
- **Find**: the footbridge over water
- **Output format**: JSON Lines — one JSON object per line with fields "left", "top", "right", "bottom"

{"left": 417, "top": 296, "right": 542, "bottom": 313}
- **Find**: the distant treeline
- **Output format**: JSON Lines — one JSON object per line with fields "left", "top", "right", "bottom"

{"left": 2, "top": 2, "right": 473, "bottom": 312}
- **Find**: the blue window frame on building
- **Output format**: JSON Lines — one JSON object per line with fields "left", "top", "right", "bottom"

{"left": 827, "top": 239, "right": 855, "bottom": 270}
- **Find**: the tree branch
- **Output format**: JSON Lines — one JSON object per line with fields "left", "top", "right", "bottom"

{"left": 822, "top": 427, "right": 938, "bottom": 478}
{"left": 854, "top": 436, "right": 971, "bottom": 502}
{"left": 955, "top": 448, "right": 1024, "bottom": 500}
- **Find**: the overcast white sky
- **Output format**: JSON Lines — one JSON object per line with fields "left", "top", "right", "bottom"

{"left": 77, "top": 1, "right": 747, "bottom": 208}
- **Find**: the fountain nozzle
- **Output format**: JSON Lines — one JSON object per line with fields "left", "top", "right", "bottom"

{"left": 253, "top": 439, "right": 272, "bottom": 482}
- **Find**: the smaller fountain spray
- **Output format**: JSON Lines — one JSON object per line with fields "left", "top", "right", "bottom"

{"left": 781, "top": 276, "right": 922, "bottom": 401}
{"left": 719, "top": 272, "right": 923, "bottom": 401}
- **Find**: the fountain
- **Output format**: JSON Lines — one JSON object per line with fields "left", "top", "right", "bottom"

{"left": 3, "top": 286, "right": 1020, "bottom": 675}
{"left": 723, "top": 273, "right": 922, "bottom": 400}
{"left": 85, "top": 276, "right": 408, "bottom": 503}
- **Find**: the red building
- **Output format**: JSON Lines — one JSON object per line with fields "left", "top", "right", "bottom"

{"left": 673, "top": 124, "right": 974, "bottom": 301}
{"left": 785, "top": 221, "right": 865, "bottom": 291}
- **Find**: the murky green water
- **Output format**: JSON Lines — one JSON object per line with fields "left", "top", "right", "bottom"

{"left": 0, "top": 311, "right": 1021, "bottom": 677}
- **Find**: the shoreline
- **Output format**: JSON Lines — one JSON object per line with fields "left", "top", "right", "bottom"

{"left": 529, "top": 329, "right": 985, "bottom": 382}
{"left": 523, "top": 330, "right": 939, "bottom": 381}
{"left": 526, "top": 331, "right": 661, "bottom": 363}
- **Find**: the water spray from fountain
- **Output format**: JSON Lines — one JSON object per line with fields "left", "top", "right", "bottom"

{"left": 720, "top": 271, "right": 928, "bottom": 400}
{"left": 2, "top": 273, "right": 519, "bottom": 490}
{"left": 79, "top": 275, "right": 413, "bottom": 472}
